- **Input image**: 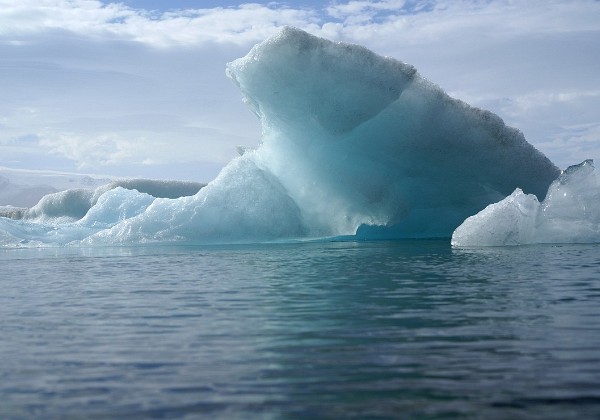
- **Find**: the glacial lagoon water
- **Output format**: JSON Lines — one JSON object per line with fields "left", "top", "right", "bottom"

{"left": 1, "top": 240, "right": 600, "bottom": 419}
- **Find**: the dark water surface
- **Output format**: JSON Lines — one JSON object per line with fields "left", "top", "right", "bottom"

{"left": 1, "top": 240, "right": 600, "bottom": 418}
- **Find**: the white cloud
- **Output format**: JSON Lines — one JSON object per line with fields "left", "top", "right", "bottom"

{"left": 495, "top": 90, "right": 600, "bottom": 169}
{"left": 323, "top": 0, "right": 600, "bottom": 47}
{"left": 505, "top": 91, "right": 600, "bottom": 114}
{"left": 534, "top": 123, "right": 600, "bottom": 170}
{"left": 0, "top": 0, "right": 598, "bottom": 180}
{"left": 39, "top": 131, "right": 141, "bottom": 168}
{"left": 0, "top": 0, "right": 320, "bottom": 46}
{"left": 326, "top": 0, "right": 409, "bottom": 24}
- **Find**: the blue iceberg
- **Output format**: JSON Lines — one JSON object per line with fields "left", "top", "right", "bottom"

{"left": 0, "top": 27, "right": 574, "bottom": 247}
{"left": 224, "top": 27, "right": 558, "bottom": 240}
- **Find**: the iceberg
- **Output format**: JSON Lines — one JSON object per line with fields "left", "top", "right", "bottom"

{"left": 0, "top": 180, "right": 205, "bottom": 247}
{"left": 224, "top": 27, "right": 558, "bottom": 239}
{"left": 0, "top": 27, "right": 564, "bottom": 247}
{"left": 18, "top": 179, "right": 204, "bottom": 223}
{"left": 452, "top": 160, "right": 600, "bottom": 246}
{"left": 83, "top": 157, "right": 307, "bottom": 245}
{"left": 0, "top": 187, "right": 156, "bottom": 247}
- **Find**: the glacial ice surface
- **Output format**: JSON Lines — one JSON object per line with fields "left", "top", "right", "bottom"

{"left": 225, "top": 27, "right": 558, "bottom": 240}
{"left": 452, "top": 160, "right": 600, "bottom": 246}
{"left": 0, "top": 27, "right": 567, "bottom": 247}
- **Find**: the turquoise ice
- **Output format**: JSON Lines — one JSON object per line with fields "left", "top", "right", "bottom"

{"left": 4, "top": 27, "right": 591, "bottom": 247}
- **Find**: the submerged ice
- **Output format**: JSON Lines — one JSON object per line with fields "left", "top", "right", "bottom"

{"left": 2, "top": 26, "right": 593, "bottom": 248}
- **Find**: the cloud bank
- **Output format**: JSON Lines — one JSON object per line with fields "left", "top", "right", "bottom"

{"left": 0, "top": 0, "right": 598, "bottom": 181}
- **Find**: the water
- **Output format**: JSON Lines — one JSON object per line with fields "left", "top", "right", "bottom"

{"left": 1, "top": 240, "right": 599, "bottom": 419}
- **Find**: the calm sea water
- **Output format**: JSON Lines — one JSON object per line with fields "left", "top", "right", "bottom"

{"left": 1, "top": 240, "right": 599, "bottom": 419}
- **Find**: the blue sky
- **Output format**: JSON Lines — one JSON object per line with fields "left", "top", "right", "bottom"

{"left": 0, "top": 0, "right": 599, "bottom": 182}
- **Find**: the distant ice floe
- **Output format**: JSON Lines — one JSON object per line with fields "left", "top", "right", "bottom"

{"left": 452, "top": 160, "right": 600, "bottom": 246}
{"left": 0, "top": 180, "right": 205, "bottom": 247}
{"left": 17, "top": 179, "right": 205, "bottom": 223}
{"left": 0, "top": 168, "right": 109, "bottom": 208}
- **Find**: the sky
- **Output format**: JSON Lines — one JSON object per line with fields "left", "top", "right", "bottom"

{"left": 0, "top": 0, "right": 599, "bottom": 182}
